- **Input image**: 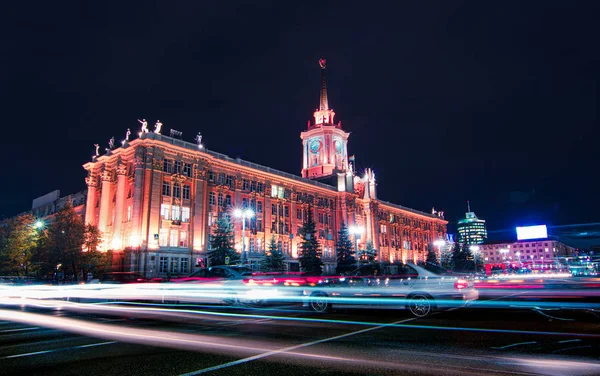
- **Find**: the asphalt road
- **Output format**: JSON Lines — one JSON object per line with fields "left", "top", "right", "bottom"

{"left": 1, "top": 295, "right": 599, "bottom": 376}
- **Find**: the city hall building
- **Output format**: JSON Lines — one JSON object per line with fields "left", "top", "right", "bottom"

{"left": 82, "top": 60, "right": 447, "bottom": 278}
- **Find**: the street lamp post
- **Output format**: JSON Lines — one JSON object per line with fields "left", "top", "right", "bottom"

{"left": 233, "top": 208, "right": 254, "bottom": 266}
{"left": 434, "top": 240, "right": 445, "bottom": 266}
{"left": 469, "top": 245, "right": 480, "bottom": 275}
{"left": 500, "top": 248, "right": 508, "bottom": 273}
{"left": 349, "top": 225, "right": 364, "bottom": 271}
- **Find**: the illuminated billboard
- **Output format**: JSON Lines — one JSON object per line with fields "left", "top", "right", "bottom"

{"left": 516, "top": 225, "right": 548, "bottom": 240}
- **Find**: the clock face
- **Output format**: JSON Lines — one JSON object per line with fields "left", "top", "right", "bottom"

{"left": 334, "top": 139, "right": 343, "bottom": 154}
{"left": 309, "top": 139, "right": 321, "bottom": 154}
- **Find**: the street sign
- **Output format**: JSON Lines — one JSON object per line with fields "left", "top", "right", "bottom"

{"left": 154, "top": 234, "right": 159, "bottom": 240}
{"left": 225, "top": 256, "right": 230, "bottom": 265}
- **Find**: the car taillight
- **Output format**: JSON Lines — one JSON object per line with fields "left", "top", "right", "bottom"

{"left": 454, "top": 279, "right": 468, "bottom": 289}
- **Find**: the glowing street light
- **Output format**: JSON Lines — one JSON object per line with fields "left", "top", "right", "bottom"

{"left": 233, "top": 208, "right": 254, "bottom": 266}
{"left": 469, "top": 245, "right": 480, "bottom": 274}
{"left": 34, "top": 220, "right": 44, "bottom": 229}
{"left": 349, "top": 225, "right": 364, "bottom": 270}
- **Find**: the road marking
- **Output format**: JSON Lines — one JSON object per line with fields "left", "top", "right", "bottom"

{"left": 75, "top": 341, "right": 118, "bottom": 349}
{"left": 3, "top": 349, "right": 55, "bottom": 358}
{"left": 0, "top": 327, "right": 40, "bottom": 333}
{"left": 178, "top": 315, "right": 419, "bottom": 375}
{"left": 559, "top": 339, "right": 581, "bottom": 344}
{"left": 532, "top": 309, "right": 575, "bottom": 321}
{"left": 491, "top": 341, "right": 537, "bottom": 350}
{"left": 1, "top": 341, "right": 118, "bottom": 359}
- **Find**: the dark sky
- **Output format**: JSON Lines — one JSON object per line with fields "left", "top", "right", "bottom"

{"left": 1, "top": 1, "right": 599, "bottom": 234}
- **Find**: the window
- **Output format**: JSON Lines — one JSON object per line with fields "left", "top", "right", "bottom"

{"left": 243, "top": 179, "right": 249, "bottom": 191}
{"left": 272, "top": 204, "right": 277, "bottom": 215}
{"left": 225, "top": 195, "right": 232, "bottom": 207}
{"left": 170, "top": 229, "right": 178, "bottom": 247}
{"left": 179, "top": 231, "right": 188, "bottom": 247}
{"left": 284, "top": 206, "right": 289, "bottom": 217}
{"left": 209, "top": 192, "right": 216, "bottom": 206}
{"left": 173, "top": 183, "right": 181, "bottom": 198}
{"left": 180, "top": 258, "right": 189, "bottom": 274}
{"left": 163, "top": 159, "right": 173, "bottom": 173}
{"left": 257, "top": 201, "right": 262, "bottom": 213}
{"left": 160, "top": 204, "right": 170, "bottom": 220}
{"left": 208, "top": 171, "right": 215, "bottom": 182}
{"left": 218, "top": 193, "right": 224, "bottom": 207}
{"left": 170, "top": 258, "right": 178, "bottom": 274}
{"left": 183, "top": 163, "right": 192, "bottom": 177}
{"left": 319, "top": 213, "right": 324, "bottom": 223}
{"left": 242, "top": 198, "right": 248, "bottom": 208}
{"left": 171, "top": 206, "right": 181, "bottom": 221}
{"left": 226, "top": 175, "right": 233, "bottom": 188}
{"left": 183, "top": 185, "right": 190, "bottom": 200}
{"left": 159, "top": 257, "right": 169, "bottom": 273}
{"left": 251, "top": 181, "right": 256, "bottom": 192}
{"left": 159, "top": 229, "right": 168, "bottom": 247}
{"left": 181, "top": 207, "right": 190, "bottom": 222}
{"left": 174, "top": 160, "right": 181, "bottom": 174}
{"left": 218, "top": 173, "right": 225, "bottom": 184}
{"left": 162, "top": 181, "right": 171, "bottom": 196}
{"left": 249, "top": 238, "right": 255, "bottom": 253}
{"left": 381, "top": 224, "right": 387, "bottom": 233}
{"left": 127, "top": 205, "right": 132, "bottom": 222}
{"left": 271, "top": 185, "right": 284, "bottom": 199}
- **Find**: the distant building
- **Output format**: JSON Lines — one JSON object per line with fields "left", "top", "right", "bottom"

{"left": 31, "top": 190, "right": 87, "bottom": 220}
{"left": 480, "top": 239, "right": 577, "bottom": 274}
{"left": 457, "top": 202, "right": 487, "bottom": 245}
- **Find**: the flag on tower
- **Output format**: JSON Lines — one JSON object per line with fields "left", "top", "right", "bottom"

{"left": 349, "top": 155, "right": 355, "bottom": 163}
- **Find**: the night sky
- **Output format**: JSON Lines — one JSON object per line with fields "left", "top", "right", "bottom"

{"left": 2, "top": 1, "right": 599, "bottom": 235}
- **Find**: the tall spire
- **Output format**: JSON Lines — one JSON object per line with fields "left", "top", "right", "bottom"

{"left": 319, "top": 57, "right": 328, "bottom": 111}
{"left": 467, "top": 200, "right": 471, "bottom": 212}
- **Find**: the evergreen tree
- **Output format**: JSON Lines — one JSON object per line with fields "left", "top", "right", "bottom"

{"left": 364, "top": 240, "right": 377, "bottom": 263}
{"left": 208, "top": 215, "right": 239, "bottom": 266}
{"left": 298, "top": 207, "right": 323, "bottom": 275}
{"left": 335, "top": 222, "right": 355, "bottom": 274}
{"left": 451, "top": 242, "right": 465, "bottom": 271}
{"left": 426, "top": 245, "right": 439, "bottom": 265}
{"left": 262, "top": 236, "right": 285, "bottom": 272}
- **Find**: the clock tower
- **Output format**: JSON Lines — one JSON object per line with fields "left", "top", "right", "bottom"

{"left": 301, "top": 58, "right": 351, "bottom": 188}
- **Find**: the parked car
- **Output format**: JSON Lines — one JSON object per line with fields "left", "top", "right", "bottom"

{"left": 302, "top": 263, "right": 479, "bottom": 317}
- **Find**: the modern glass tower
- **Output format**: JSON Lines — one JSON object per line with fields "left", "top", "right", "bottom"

{"left": 457, "top": 202, "right": 487, "bottom": 245}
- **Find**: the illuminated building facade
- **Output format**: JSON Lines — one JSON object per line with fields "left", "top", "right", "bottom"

{"left": 481, "top": 239, "right": 576, "bottom": 274}
{"left": 82, "top": 60, "right": 447, "bottom": 278}
{"left": 457, "top": 203, "right": 487, "bottom": 245}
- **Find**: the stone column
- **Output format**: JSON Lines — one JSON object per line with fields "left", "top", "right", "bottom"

{"left": 192, "top": 164, "right": 207, "bottom": 254}
{"left": 98, "top": 167, "right": 114, "bottom": 236}
{"left": 84, "top": 172, "right": 98, "bottom": 226}
{"left": 112, "top": 162, "right": 128, "bottom": 249}
{"left": 130, "top": 149, "right": 146, "bottom": 249}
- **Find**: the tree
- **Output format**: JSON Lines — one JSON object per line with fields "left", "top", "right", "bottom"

{"left": 440, "top": 244, "right": 454, "bottom": 270}
{"left": 0, "top": 213, "right": 39, "bottom": 276}
{"left": 335, "top": 222, "right": 355, "bottom": 274}
{"left": 426, "top": 245, "right": 439, "bottom": 265}
{"left": 364, "top": 240, "right": 377, "bottom": 264}
{"left": 208, "top": 215, "right": 239, "bottom": 266}
{"left": 298, "top": 207, "right": 323, "bottom": 275}
{"left": 261, "top": 236, "right": 285, "bottom": 272}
